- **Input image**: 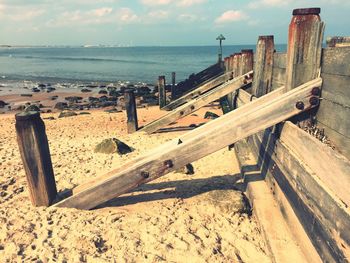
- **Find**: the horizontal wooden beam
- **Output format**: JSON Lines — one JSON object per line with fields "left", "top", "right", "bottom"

{"left": 53, "top": 77, "right": 322, "bottom": 210}
{"left": 140, "top": 71, "right": 253, "bottom": 134}
{"left": 163, "top": 71, "right": 234, "bottom": 111}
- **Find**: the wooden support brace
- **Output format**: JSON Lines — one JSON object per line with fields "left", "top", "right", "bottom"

{"left": 162, "top": 70, "right": 234, "bottom": 111}
{"left": 140, "top": 70, "right": 253, "bottom": 134}
{"left": 53, "top": 77, "right": 322, "bottom": 210}
{"left": 15, "top": 111, "right": 57, "bottom": 206}
{"left": 158, "top": 76, "right": 166, "bottom": 108}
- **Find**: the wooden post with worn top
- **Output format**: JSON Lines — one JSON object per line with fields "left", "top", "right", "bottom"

{"left": 285, "top": 8, "right": 324, "bottom": 91}
{"left": 158, "top": 75, "right": 166, "bottom": 108}
{"left": 15, "top": 111, "right": 57, "bottom": 207}
{"left": 252, "top": 36, "right": 275, "bottom": 97}
{"left": 124, "top": 88, "right": 138, "bottom": 133}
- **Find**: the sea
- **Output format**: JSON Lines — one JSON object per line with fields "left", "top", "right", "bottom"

{"left": 0, "top": 45, "right": 286, "bottom": 90}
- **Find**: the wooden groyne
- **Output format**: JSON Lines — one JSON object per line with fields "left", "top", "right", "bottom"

{"left": 14, "top": 6, "right": 350, "bottom": 263}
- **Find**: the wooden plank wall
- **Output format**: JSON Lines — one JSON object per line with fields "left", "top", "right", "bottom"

{"left": 271, "top": 52, "right": 286, "bottom": 90}
{"left": 317, "top": 47, "right": 350, "bottom": 159}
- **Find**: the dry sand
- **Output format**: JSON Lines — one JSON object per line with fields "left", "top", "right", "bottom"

{"left": 0, "top": 106, "right": 271, "bottom": 262}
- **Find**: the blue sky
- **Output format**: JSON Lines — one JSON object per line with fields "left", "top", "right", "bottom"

{"left": 0, "top": 0, "right": 349, "bottom": 46}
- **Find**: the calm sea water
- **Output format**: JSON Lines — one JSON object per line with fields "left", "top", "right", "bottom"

{"left": 0, "top": 45, "right": 286, "bottom": 86}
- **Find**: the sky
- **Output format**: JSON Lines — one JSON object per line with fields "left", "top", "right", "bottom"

{"left": 0, "top": 0, "right": 349, "bottom": 46}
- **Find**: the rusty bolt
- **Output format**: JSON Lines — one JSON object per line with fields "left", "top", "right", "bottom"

{"left": 295, "top": 101, "right": 304, "bottom": 110}
{"left": 249, "top": 72, "right": 254, "bottom": 78}
{"left": 164, "top": 160, "right": 173, "bottom": 169}
{"left": 180, "top": 111, "right": 184, "bottom": 115}
{"left": 309, "top": 96, "right": 320, "bottom": 106}
{"left": 190, "top": 105, "right": 195, "bottom": 110}
{"left": 311, "top": 87, "right": 321, "bottom": 96}
{"left": 141, "top": 171, "right": 149, "bottom": 179}
{"left": 243, "top": 80, "right": 248, "bottom": 84}
{"left": 244, "top": 75, "right": 249, "bottom": 80}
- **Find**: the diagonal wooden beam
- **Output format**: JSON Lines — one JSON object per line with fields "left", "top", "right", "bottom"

{"left": 163, "top": 70, "right": 234, "bottom": 111}
{"left": 54, "top": 77, "right": 322, "bottom": 210}
{"left": 140, "top": 70, "right": 253, "bottom": 134}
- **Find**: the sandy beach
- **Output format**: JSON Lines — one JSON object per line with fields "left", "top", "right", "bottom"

{"left": 0, "top": 91, "right": 271, "bottom": 262}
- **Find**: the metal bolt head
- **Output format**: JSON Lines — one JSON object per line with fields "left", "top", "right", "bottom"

{"left": 164, "top": 160, "right": 173, "bottom": 168}
{"left": 243, "top": 80, "right": 248, "bottom": 84}
{"left": 141, "top": 171, "right": 149, "bottom": 179}
{"left": 311, "top": 87, "right": 321, "bottom": 96}
{"left": 309, "top": 96, "right": 320, "bottom": 106}
{"left": 296, "top": 101, "right": 305, "bottom": 110}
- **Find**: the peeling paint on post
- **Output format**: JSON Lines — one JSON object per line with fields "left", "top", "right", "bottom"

{"left": 285, "top": 8, "right": 324, "bottom": 91}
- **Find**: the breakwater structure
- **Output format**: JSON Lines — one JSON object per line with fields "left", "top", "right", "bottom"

{"left": 14, "top": 7, "right": 349, "bottom": 262}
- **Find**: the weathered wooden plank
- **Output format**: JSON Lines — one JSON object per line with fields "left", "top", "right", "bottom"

{"left": 280, "top": 121, "right": 350, "bottom": 206}
{"left": 162, "top": 70, "right": 234, "bottom": 111}
{"left": 272, "top": 67, "right": 286, "bottom": 87}
{"left": 273, "top": 52, "right": 287, "bottom": 69}
{"left": 321, "top": 72, "right": 350, "bottom": 101}
{"left": 235, "top": 140, "right": 321, "bottom": 263}
{"left": 140, "top": 71, "right": 253, "bottom": 134}
{"left": 171, "top": 72, "right": 176, "bottom": 99}
{"left": 317, "top": 98, "right": 350, "bottom": 139}
{"left": 15, "top": 111, "right": 57, "bottom": 206}
{"left": 54, "top": 78, "right": 321, "bottom": 210}
{"left": 285, "top": 8, "right": 324, "bottom": 91}
{"left": 316, "top": 122, "right": 350, "bottom": 160}
{"left": 248, "top": 124, "right": 350, "bottom": 262}
{"left": 252, "top": 36, "right": 274, "bottom": 97}
{"left": 321, "top": 47, "right": 350, "bottom": 76}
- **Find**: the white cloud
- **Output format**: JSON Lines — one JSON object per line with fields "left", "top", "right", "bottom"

{"left": 117, "top": 8, "right": 139, "bottom": 23}
{"left": 177, "top": 0, "right": 207, "bottom": 7}
{"left": 0, "top": 4, "right": 45, "bottom": 21}
{"left": 215, "top": 10, "right": 248, "bottom": 24}
{"left": 147, "top": 10, "right": 169, "bottom": 20}
{"left": 248, "top": 0, "right": 291, "bottom": 8}
{"left": 140, "top": 0, "right": 172, "bottom": 5}
{"left": 178, "top": 13, "right": 198, "bottom": 22}
{"left": 89, "top": 7, "right": 113, "bottom": 17}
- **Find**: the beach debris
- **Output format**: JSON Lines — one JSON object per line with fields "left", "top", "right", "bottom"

{"left": 43, "top": 116, "right": 55, "bottom": 120}
{"left": 176, "top": 163, "right": 195, "bottom": 175}
{"left": 98, "top": 90, "right": 108, "bottom": 94}
{"left": 54, "top": 102, "right": 68, "bottom": 110}
{"left": 31, "top": 87, "right": 40, "bottom": 92}
{"left": 94, "top": 138, "right": 134, "bottom": 155}
{"left": 25, "top": 104, "right": 41, "bottom": 112}
{"left": 46, "top": 87, "right": 56, "bottom": 93}
{"left": 20, "top": 94, "right": 33, "bottom": 97}
{"left": 81, "top": 88, "right": 92, "bottom": 93}
{"left": 99, "top": 96, "right": 108, "bottom": 102}
{"left": 49, "top": 95, "right": 58, "bottom": 100}
{"left": 38, "top": 83, "right": 46, "bottom": 88}
{"left": 58, "top": 110, "right": 78, "bottom": 118}
{"left": 137, "top": 86, "right": 151, "bottom": 95}
{"left": 0, "top": 100, "right": 7, "bottom": 108}
{"left": 65, "top": 96, "right": 83, "bottom": 103}
{"left": 109, "top": 90, "right": 120, "bottom": 97}
{"left": 79, "top": 112, "right": 91, "bottom": 115}
{"left": 204, "top": 111, "right": 219, "bottom": 119}
{"left": 104, "top": 108, "right": 122, "bottom": 113}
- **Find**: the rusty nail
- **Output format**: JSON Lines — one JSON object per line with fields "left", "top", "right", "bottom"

{"left": 190, "top": 105, "right": 195, "bottom": 110}
{"left": 311, "top": 87, "right": 320, "bottom": 96}
{"left": 295, "top": 101, "right": 304, "bottom": 110}
{"left": 309, "top": 96, "right": 320, "bottom": 106}
{"left": 141, "top": 171, "right": 149, "bottom": 179}
{"left": 180, "top": 111, "right": 184, "bottom": 115}
{"left": 244, "top": 75, "right": 249, "bottom": 80}
{"left": 243, "top": 80, "right": 248, "bottom": 84}
{"left": 164, "top": 160, "right": 173, "bottom": 168}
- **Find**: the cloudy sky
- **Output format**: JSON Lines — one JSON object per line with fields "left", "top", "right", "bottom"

{"left": 0, "top": 0, "right": 349, "bottom": 46}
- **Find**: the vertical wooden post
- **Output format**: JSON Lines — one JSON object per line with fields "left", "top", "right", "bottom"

{"left": 226, "top": 53, "right": 242, "bottom": 110}
{"left": 124, "top": 88, "right": 138, "bottom": 133}
{"left": 241, "top": 49, "right": 254, "bottom": 74}
{"left": 15, "top": 111, "right": 57, "bottom": 207}
{"left": 285, "top": 8, "right": 324, "bottom": 91}
{"left": 158, "top": 76, "right": 166, "bottom": 109}
{"left": 224, "top": 57, "right": 229, "bottom": 72}
{"left": 171, "top": 72, "right": 176, "bottom": 100}
{"left": 252, "top": 36, "right": 275, "bottom": 97}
